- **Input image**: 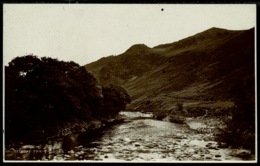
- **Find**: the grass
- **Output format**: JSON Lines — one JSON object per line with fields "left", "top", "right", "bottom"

{"left": 85, "top": 28, "right": 255, "bottom": 154}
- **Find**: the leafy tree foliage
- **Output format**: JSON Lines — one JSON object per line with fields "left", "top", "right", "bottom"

{"left": 97, "top": 84, "right": 131, "bottom": 118}
{"left": 5, "top": 55, "right": 130, "bottom": 143}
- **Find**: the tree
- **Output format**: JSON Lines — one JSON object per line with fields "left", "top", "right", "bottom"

{"left": 99, "top": 84, "right": 131, "bottom": 118}
{"left": 5, "top": 55, "right": 102, "bottom": 142}
{"left": 5, "top": 55, "right": 132, "bottom": 144}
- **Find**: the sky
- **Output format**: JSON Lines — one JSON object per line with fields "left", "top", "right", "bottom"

{"left": 3, "top": 4, "right": 256, "bottom": 66}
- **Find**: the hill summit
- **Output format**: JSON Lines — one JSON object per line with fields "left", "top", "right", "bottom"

{"left": 125, "top": 44, "right": 151, "bottom": 53}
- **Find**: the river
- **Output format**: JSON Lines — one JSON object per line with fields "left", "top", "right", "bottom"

{"left": 5, "top": 111, "right": 252, "bottom": 161}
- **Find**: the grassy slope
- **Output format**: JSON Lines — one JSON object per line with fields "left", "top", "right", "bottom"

{"left": 85, "top": 27, "right": 255, "bottom": 115}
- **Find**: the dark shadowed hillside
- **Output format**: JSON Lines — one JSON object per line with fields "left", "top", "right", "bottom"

{"left": 85, "top": 27, "right": 255, "bottom": 114}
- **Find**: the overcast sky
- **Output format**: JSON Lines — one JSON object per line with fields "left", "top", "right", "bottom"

{"left": 3, "top": 4, "right": 256, "bottom": 66}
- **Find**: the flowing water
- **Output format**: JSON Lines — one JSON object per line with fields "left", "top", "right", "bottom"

{"left": 5, "top": 112, "right": 252, "bottom": 161}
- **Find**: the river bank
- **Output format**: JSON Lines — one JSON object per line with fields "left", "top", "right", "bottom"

{"left": 4, "top": 111, "right": 255, "bottom": 161}
{"left": 4, "top": 115, "right": 126, "bottom": 161}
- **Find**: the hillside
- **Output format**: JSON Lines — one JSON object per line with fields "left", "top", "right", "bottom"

{"left": 85, "top": 27, "right": 255, "bottom": 113}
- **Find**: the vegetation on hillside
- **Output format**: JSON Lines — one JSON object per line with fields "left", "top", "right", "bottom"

{"left": 217, "top": 79, "right": 255, "bottom": 153}
{"left": 5, "top": 55, "right": 131, "bottom": 144}
{"left": 85, "top": 27, "right": 255, "bottom": 152}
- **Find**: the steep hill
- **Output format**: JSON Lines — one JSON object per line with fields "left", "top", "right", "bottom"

{"left": 85, "top": 27, "right": 255, "bottom": 113}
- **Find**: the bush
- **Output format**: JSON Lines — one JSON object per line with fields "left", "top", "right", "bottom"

{"left": 186, "top": 107, "right": 207, "bottom": 117}
{"left": 176, "top": 102, "right": 183, "bottom": 112}
{"left": 97, "top": 84, "right": 131, "bottom": 118}
{"left": 217, "top": 95, "right": 255, "bottom": 153}
{"left": 169, "top": 115, "right": 185, "bottom": 124}
{"left": 217, "top": 123, "right": 255, "bottom": 153}
{"left": 153, "top": 110, "right": 167, "bottom": 120}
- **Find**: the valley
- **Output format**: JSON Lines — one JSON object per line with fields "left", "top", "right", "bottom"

{"left": 85, "top": 27, "right": 255, "bottom": 114}
{"left": 85, "top": 27, "right": 256, "bottom": 158}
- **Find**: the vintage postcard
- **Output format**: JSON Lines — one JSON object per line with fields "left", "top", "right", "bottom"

{"left": 3, "top": 4, "right": 257, "bottom": 163}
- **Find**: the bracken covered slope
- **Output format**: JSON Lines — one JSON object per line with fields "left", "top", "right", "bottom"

{"left": 85, "top": 27, "right": 255, "bottom": 112}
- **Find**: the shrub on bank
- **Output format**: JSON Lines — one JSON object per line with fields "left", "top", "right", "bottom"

{"left": 186, "top": 107, "right": 207, "bottom": 117}
{"left": 217, "top": 91, "right": 255, "bottom": 153}
{"left": 169, "top": 115, "right": 185, "bottom": 124}
{"left": 176, "top": 102, "right": 183, "bottom": 112}
{"left": 153, "top": 110, "right": 168, "bottom": 120}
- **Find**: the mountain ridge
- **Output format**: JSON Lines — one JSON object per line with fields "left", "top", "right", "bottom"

{"left": 85, "top": 27, "right": 255, "bottom": 112}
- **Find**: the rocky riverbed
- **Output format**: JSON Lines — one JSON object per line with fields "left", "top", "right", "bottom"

{"left": 5, "top": 111, "right": 254, "bottom": 162}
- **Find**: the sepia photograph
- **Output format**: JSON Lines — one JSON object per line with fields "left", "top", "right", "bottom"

{"left": 3, "top": 4, "right": 256, "bottom": 162}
